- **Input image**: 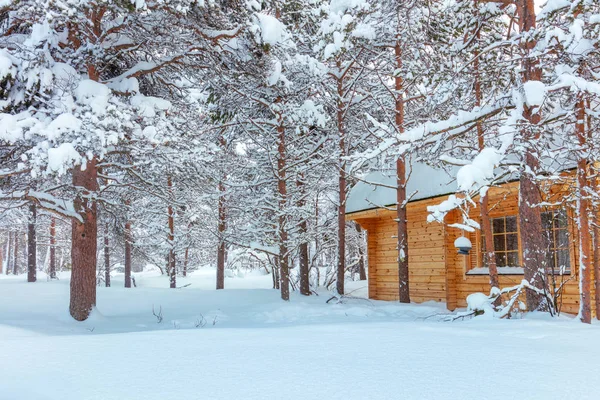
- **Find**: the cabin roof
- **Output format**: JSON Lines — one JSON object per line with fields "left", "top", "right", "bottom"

{"left": 346, "top": 163, "right": 460, "bottom": 214}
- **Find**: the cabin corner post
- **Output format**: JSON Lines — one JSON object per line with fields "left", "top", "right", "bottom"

{"left": 363, "top": 221, "right": 378, "bottom": 300}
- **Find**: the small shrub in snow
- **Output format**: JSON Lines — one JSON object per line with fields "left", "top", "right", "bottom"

{"left": 466, "top": 280, "right": 557, "bottom": 319}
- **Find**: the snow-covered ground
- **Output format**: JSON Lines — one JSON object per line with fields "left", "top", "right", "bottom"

{"left": 1, "top": 269, "right": 599, "bottom": 400}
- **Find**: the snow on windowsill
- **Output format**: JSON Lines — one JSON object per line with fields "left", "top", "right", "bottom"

{"left": 466, "top": 267, "right": 572, "bottom": 276}
{"left": 466, "top": 267, "right": 524, "bottom": 275}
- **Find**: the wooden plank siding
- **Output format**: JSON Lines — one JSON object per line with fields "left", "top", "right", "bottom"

{"left": 349, "top": 177, "right": 596, "bottom": 317}
{"left": 353, "top": 198, "right": 448, "bottom": 304}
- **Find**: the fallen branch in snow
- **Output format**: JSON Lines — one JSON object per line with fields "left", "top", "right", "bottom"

{"left": 326, "top": 294, "right": 374, "bottom": 306}
{"left": 152, "top": 305, "right": 163, "bottom": 323}
{"left": 422, "top": 311, "right": 476, "bottom": 322}
{"left": 195, "top": 314, "right": 207, "bottom": 328}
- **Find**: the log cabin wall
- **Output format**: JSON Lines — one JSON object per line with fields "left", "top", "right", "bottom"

{"left": 350, "top": 177, "right": 595, "bottom": 316}
{"left": 445, "top": 181, "right": 593, "bottom": 316}
{"left": 353, "top": 197, "right": 448, "bottom": 304}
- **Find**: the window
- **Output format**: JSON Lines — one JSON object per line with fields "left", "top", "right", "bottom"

{"left": 485, "top": 216, "right": 520, "bottom": 267}
{"left": 542, "top": 209, "right": 571, "bottom": 273}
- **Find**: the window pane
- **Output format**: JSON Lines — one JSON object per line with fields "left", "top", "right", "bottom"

{"left": 556, "top": 229, "right": 569, "bottom": 248}
{"left": 493, "top": 218, "right": 504, "bottom": 234}
{"left": 506, "top": 252, "right": 519, "bottom": 267}
{"left": 505, "top": 216, "right": 517, "bottom": 233}
{"left": 495, "top": 252, "right": 507, "bottom": 267}
{"left": 545, "top": 251, "right": 555, "bottom": 270}
{"left": 506, "top": 233, "right": 518, "bottom": 251}
{"left": 541, "top": 231, "right": 552, "bottom": 251}
{"left": 494, "top": 235, "right": 505, "bottom": 251}
{"left": 557, "top": 250, "right": 570, "bottom": 272}
{"left": 555, "top": 210, "right": 568, "bottom": 229}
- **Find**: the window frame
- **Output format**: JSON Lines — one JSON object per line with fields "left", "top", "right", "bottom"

{"left": 467, "top": 208, "right": 574, "bottom": 277}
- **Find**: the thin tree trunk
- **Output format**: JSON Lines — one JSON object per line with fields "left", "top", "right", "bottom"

{"left": 297, "top": 174, "right": 310, "bottom": 296}
{"left": 277, "top": 113, "right": 290, "bottom": 300}
{"left": 216, "top": 136, "right": 226, "bottom": 289}
{"left": 167, "top": 175, "right": 176, "bottom": 289}
{"left": 70, "top": 158, "right": 99, "bottom": 321}
{"left": 594, "top": 175, "right": 600, "bottom": 320}
{"left": 27, "top": 203, "right": 36, "bottom": 282}
{"left": 575, "top": 96, "right": 591, "bottom": 323}
{"left": 336, "top": 70, "right": 346, "bottom": 296}
{"left": 183, "top": 246, "right": 189, "bottom": 277}
{"left": 104, "top": 223, "right": 110, "bottom": 287}
{"left": 394, "top": 40, "right": 410, "bottom": 303}
{"left": 13, "top": 229, "right": 18, "bottom": 275}
{"left": 124, "top": 203, "right": 132, "bottom": 288}
{"left": 472, "top": 8, "right": 500, "bottom": 291}
{"left": 355, "top": 224, "right": 367, "bottom": 281}
{"left": 6, "top": 232, "right": 12, "bottom": 274}
{"left": 49, "top": 217, "right": 57, "bottom": 279}
{"left": 0, "top": 239, "right": 3, "bottom": 275}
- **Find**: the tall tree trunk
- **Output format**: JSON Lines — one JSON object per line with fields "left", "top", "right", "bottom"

{"left": 124, "top": 206, "right": 132, "bottom": 288}
{"left": 13, "top": 229, "right": 18, "bottom": 275}
{"left": 216, "top": 136, "right": 226, "bottom": 289}
{"left": 575, "top": 96, "right": 591, "bottom": 323}
{"left": 183, "top": 246, "right": 189, "bottom": 278}
{"left": 518, "top": 0, "right": 546, "bottom": 311}
{"left": 104, "top": 223, "right": 110, "bottom": 287}
{"left": 472, "top": 7, "right": 500, "bottom": 291}
{"left": 0, "top": 239, "right": 3, "bottom": 275}
{"left": 167, "top": 175, "right": 176, "bottom": 289}
{"left": 6, "top": 231, "right": 12, "bottom": 274}
{"left": 297, "top": 175, "right": 310, "bottom": 296}
{"left": 70, "top": 159, "right": 99, "bottom": 321}
{"left": 27, "top": 203, "right": 36, "bottom": 282}
{"left": 355, "top": 223, "right": 367, "bottom": 281}
{"left": 336, "top": 71, "right": 346, "bottom": 296}
{"left": 520, "top": 157, "right": 546, "bottom": 310}
{"left": 49, "top": 217, "right": 57, "bottom": 279}
{"left": 394, "top": 40, "right": 410, "bottom": 303}
{"left": 594, "top": 177, "right": 600, "bottom": 321}
{"left": 277, "top": 112, "right": 290, "bottom": 300}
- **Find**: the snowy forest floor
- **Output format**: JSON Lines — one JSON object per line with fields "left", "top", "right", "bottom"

{"left": 1, "top": 269, "right": 599, "bottom": 400}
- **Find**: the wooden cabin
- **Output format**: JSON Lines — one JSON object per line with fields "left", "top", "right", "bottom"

{"left": 346, "top": 164, "right": 591, "bottom": 315}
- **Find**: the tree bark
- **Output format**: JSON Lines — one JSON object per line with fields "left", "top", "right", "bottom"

{"left": 472, "top": 9, "right": 500, "bottom": 291}
{"left": 6, "top": 232, "right": 12, "bottom": 274}
{"left": 517, "top": 0, "right": 547, "bottom": 311}
{"left": 13, "top": 229, "right": 18, "bottom": 275}
{"left": 104, "top": 223, "right": 110, "bottom": 287}
{"left": 70, "top": 158, "right": 99, "bottom": 321}
{"left": 277, "top": 114, "right": 290, "bottom": 300}
{"left": 394, "top": 40, "right": 410, "bottom": 303}
{"left": 27, "top": 203, "right": 36, "bottom": 282}
{"left": 124, "top": 203, "right": 132, "bottom": 288}
{"left": 593, "top": 170, "right": 600, "bottom": 320}
{"left": 49, "top": 217, "right": 57, "bottom": 279}
{"left": 575, "top": 96, "right": 591, "bottom": 323}
{"left": 520, "top": 160, "right": 546, "bottom": 310}
{"left": 297, "top": 174, "right": 310, "bottom": 296}
{"left": 336, "top": 69, "right": 346, "bottom": 296}
{"left": 183, "top": 246, "right": 189, "bottom": 278}
{"left": 167, "top": 175, "right": 176, "bottom": 289}
{"left": 216, "top": 136, "right": 226, "bottom": 289}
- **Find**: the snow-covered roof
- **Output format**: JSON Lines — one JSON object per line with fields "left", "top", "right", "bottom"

{"left": 346, "top": 163, "right": 460, "bottom": 214}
